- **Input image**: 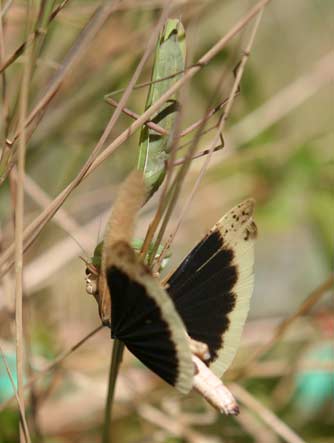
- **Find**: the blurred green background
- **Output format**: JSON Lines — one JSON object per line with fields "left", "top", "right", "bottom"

{"left": 0, "top": 1, "right": 333, "bottom": 442}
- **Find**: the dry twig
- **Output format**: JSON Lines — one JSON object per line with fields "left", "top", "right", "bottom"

{"left": 238, "top": 275, "right": 334, "bottom": 374}
{"left": 231, "top": 383, "right": 307, "bottom": 443}
{"left": 0, "top": 325, "right": 103, "bottom": 412}
{"left": 229, "top": 51, "right": 334, "bottom": 146}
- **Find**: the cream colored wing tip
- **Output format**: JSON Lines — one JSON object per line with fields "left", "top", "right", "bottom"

{"left": 237, "top": 198, "right": 256, "bottom": 214}
{"left": 236, "top": 198, "right": 257, "bottom": 233}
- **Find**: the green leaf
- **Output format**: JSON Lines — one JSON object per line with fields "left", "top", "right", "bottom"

{"left": 90, "top": 239, "right": 171, "bottom": 272}
{"left": 137, "top": 19, "right": 186, "bottom": 197}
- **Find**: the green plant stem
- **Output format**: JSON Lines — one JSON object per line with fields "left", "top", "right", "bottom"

{"left": 102, "top": 340, "right": 124, "bottom": 443}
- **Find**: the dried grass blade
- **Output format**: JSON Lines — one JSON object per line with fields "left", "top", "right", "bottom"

{"left": 231, "top": 383, "right": 307, "bottom": 443}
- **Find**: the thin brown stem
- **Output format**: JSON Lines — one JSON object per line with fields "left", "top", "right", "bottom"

{"left": 105, "top": 68, "right": 188, "bottom": 98}
{"left": 237, "top": 275, "right": 334, "bottom": 375}
{"left": 178, "top": 94, "right": 237, "bottom": 138}
{"left": 105, "top": 96, "right": 169, "bottom": 135}
{"left": 231, "top": 383, "right": 307, "bottom": 443}
{"left": 0, "top": 0, "right": 71, "bottom": 74}
{"left": 0, "top": 325, "right": 103, "bottom": 413}
{"left": 229, "top": 51, "right": 334, "bottom": 147}
{"left": 105, "top": 95, "right": 234, "bottom": 139}
{"left": 15, "top": 2, "right": 35, "bottom": 440}
{"left": 20, "top": 171, "right": 94, "bottom": 251}
{"left": 173, "top": 144, "right": 223, "bottom": 166}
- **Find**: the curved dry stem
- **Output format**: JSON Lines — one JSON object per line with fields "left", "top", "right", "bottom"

{"left": 0, "top": 325, "right": 103, "bottom": 413}
{"left": 231, "top": 383, "right": 307, "bottom": 443}
{"left": 236, "top": 275, "right": 334, "bottom": 378}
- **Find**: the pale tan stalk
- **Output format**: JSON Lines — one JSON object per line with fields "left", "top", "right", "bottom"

{"left": 15, "top": 3, "right": 34, "bottom": 441}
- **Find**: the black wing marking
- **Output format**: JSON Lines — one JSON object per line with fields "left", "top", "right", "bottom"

{"left": 167, "top": 230, "right": 237, "bottom": 362}
{"left": 108, "top": 266, "right": 179, "bottom": 387}
{"left": 106, "top": 241, "right": 194, "bottom": 393}
{"left": 167, "top": 230, "right": 222, "bottom": 290}
{"left": 167, "top": 200, "right": 256, "bottom": 376}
